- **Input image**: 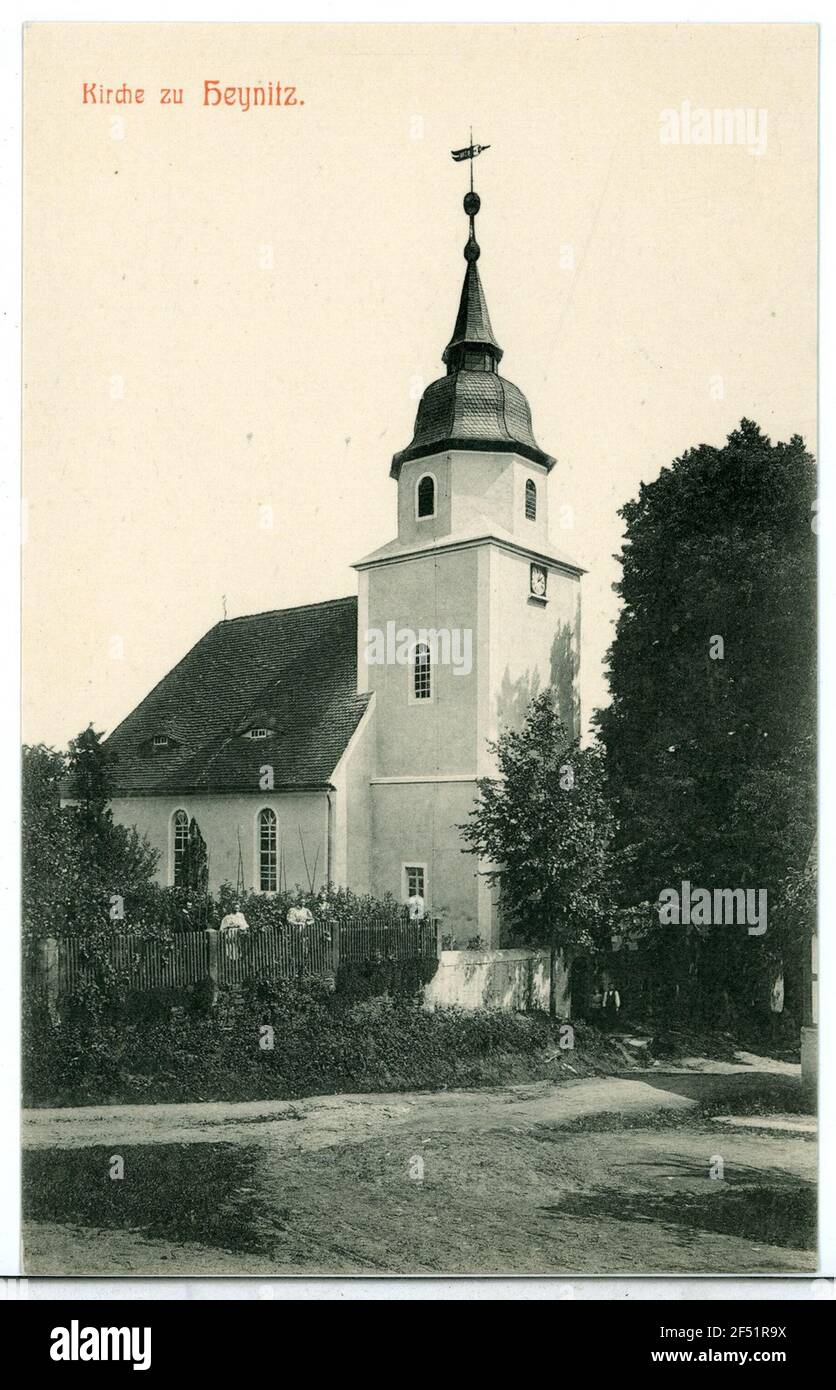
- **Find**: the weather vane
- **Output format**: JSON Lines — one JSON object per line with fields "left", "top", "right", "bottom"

{"left": 450, "top": 130, "right": 491, "bottom": 192}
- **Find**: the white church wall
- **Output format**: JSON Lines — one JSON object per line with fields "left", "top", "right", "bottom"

{"left": 360, "top": 445, "right": 582, "bottom": 949}
{"left": 450, "top": 449, "right": 551, "bottom": 544}
{"left": 395, "top": 453, "right": 453, "bottom": 545}
{"left": 365, "top": 546, "right": 480, "bottom": 779}
{"left": 395, "top": 449, "right": 552, "bottom": 545}
{"left": 369, "top": 778, "right": 482, "bottom": 942}
{"left": 330, "top": 696, "right": 375, "bottom": 895}
{"left": 110, "top": 791, "right": 329, "bottom": 896}
{"left": 486, "top": 545, "right": 582, "bottom": 759}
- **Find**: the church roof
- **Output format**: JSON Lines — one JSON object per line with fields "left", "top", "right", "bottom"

{"left": 391, "top": 186, "right": 554, "bottom": 477}
{"left": 392, "top": 370, "right": 550, "bottom": 471}
{"left": 105, "top": 596, "right": 370, "bottom": 795}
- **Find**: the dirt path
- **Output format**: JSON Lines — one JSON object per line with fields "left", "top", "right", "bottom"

{"left": 22, "top": 1056, "right": 816, "bottom": 1278}
{"left": 22, "top": 1054, "right": 800, "bottom": 1154}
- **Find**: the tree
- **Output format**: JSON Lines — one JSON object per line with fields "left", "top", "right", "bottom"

{"left": 23, "top": 727, "right": 159, "bottom": 940}
{"left": 22, "top": 744, "right": 73, "bottom": 937}
{"left": 460, "top": 691, "right": 616, "bottom": 1012}
{"left": 66, "top": 724, "right": 114, "bottom": 828}
{"left": 594, "top": 420, "right": 816, "bottom": 1018}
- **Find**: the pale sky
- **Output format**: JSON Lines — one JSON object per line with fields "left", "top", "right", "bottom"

{"left": 23, "top": 22, "right": 817, "bottom": 748}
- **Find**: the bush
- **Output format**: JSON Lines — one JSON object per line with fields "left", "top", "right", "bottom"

{"left": 23, "top": 974, "right": 564, "bottom": 1108}
{"left": 31, "top": 879, "right": 410, "bottom": 941}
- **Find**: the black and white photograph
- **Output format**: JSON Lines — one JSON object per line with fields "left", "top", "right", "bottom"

{"left": 13, "top": 16, "right": 825, "bottom": 1302}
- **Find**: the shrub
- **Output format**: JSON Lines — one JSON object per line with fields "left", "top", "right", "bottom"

{"left": 23, "top": 973, "right": 566, "bottom": 1108}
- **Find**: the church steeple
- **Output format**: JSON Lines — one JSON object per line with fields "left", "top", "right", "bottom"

{"left": 442, "top": 191, "right": 503, "bottom": 372}
{"left": 391, "top": 180, "right": 554, "bottom": 478}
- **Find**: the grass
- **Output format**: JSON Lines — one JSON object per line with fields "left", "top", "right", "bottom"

{"left": 541, "top": 1182, "right": 816, "bottom": 1251}
{"left": 22, "top": 1143, "right": 287, "bottom": 1255}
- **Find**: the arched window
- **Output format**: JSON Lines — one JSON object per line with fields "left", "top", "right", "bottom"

{"left": 258, "top": 808, "right": 277, "bottom": 893}
{"left": 413, "top": 642, "right": 431, "bottom": 701}
{"left": 172, "top": 809, "right": 189, "bottom": 887}
{"left": 416, "top": 474, "right": 436, "bottom": 519}
{"left": 525, "top": 478, "right": 537, "bottom": 521}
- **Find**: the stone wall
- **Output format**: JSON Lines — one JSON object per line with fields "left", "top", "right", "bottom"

{"left": 422, "top": 947, "right": 571, "bottom": 1014}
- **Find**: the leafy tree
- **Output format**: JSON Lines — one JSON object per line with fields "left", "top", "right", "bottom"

{"left": 22, "top": 744, "right": 72, "bottom": 936}
{"left": 66, "top": 725, "right": 114, "bottom": 828}
{"left": 460, "top": 691, "right": 615, "bottom": 1011}
{"left": 23, "top": 727, "right": 158, "bottom": 941}
{"left": 594, "top": 420, "right": 816, "bottom": 1017}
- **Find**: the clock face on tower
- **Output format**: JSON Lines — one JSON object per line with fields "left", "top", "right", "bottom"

{"left": 530, "top": 563, "right": 547, "bottom": 598}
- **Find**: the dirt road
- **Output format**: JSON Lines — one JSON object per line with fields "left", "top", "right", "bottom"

{"left": 22, "top": 1056, "right": 816, "bottom": 1277}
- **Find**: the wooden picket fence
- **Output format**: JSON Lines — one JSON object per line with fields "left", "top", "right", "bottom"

{"left": 333, "top": 914, "right": 438, "bottom": 966}
{"left": 31, "top": 914, "right": 440, "bottom": 1009}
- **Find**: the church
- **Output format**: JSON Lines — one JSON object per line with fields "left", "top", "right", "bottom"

{"left": 106, "top": 178, "right": 584, "bottom": 947}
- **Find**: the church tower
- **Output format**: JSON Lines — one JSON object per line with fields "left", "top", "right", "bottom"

{"left": 354, "top": 173, "right": 584, "bottom": 946}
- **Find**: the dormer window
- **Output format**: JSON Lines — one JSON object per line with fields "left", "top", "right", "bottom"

{"left": 145, "top": 733, "right": 180, "bottom": 756}
{"left": 245, "top": 727, "right": 269, "bottom": 740}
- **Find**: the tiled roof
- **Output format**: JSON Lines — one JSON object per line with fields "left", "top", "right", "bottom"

{"left": 443, "top": 260, "right": 503, "bottom": 365}
{"left": 105, "top": 596, "right": 370, "bottom": 795}
{"left": 391, "top": 370, "right": 555, "bottom": 476}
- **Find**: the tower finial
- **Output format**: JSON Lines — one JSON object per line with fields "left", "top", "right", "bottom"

{"left": 451, "top": 134, "right": 490, "bottom": 262}
{"left": 463, "top": 188, "right": 481, "bottom": 261}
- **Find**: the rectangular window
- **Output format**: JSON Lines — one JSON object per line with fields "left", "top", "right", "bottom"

{"left": 404, "top": 864, "right": 426, "bottom": 900}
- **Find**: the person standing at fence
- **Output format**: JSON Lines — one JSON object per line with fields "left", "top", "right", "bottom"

{"left": 407, "top": 889, "right": 426, "bottom": 923}
{"left": 287, "top": 891, "right": 315, "bottom": 963}
{"left": 315, "top": 887, "right": 332, "bottom": 943}
{"left": 219, "top": 902, "right": 250, "bottom": 961}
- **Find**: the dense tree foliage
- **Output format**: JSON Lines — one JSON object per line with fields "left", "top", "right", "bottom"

{"left": 594, "top": 420, "right": 816, "bottom": 1017}
{"left": 23, "top": 728, "right": 158, "bottom": 942}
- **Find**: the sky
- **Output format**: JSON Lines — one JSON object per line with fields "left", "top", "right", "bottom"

{"left": 22, "top": 21, "right": 817, "bottom": 748}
